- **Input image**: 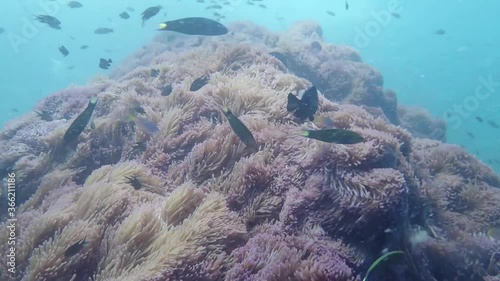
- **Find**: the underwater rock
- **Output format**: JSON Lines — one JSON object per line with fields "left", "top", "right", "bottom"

{"left": 0, "top": 21, "right": 498, "bottom": 281}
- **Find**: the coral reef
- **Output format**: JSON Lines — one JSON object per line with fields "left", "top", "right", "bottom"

{"left": 0, "top": 21, "right": 499, "bottom": 281}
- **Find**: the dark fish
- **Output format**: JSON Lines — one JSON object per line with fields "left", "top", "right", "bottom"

{"left": 222, "top": 107, "right": 259, "bottom": 150}
{"left": 151, "top": 68, "right": 160, "bottom": 77}
{"left": 391, "top": 12, "right": 401, "bottom": 18}
{"left": 345, "top": 0, "right": 349, "bottom": 10}
{"left": 94, "top": 27, "right": 113, "bottom": 34}
{"left": 130, "top": 115, "right": 159, "bottom": 135}
{"left": 132, "top": 141, "right": 147, "bottom": 153}
{"left": 80, "top": 45, "right": 88, "bottom": 49}
{"left": 190, "top": 75, "right": 209, "bottom": 91}
{"left": 126, "top": 7, "right": 135, "bottom": 12}
{"left": 326, "top": 11, "right": 335, "bottom": 16}
{"left": 287, "top": 86, "right": 319, "bottom": 121}
{"left": 269, "top": 51, "right": 288, "bottom": 67}
{"left": 0, "top": 27, "right": 5, "bottom": 34}
{"left": 214, "top": 12, "right": 222, "bottom": 17}
{"left": 158, "top": 17, "right": 228, "bottom": 36}
{"left": 58, "top": 45, "right": 69, "bottom": 57}
{"left": 120, "top": 11, "right": 130, "bottom": 19}
{"left": 141, "top": 6, "right": 162, "bottom": 27}
{"left": 434, "top": 29, "right": 446, "bottom": 35}
{"left": 487, "top": 120, "right": 499, "bottom": 128}
{"left": 310, "top": 41, "right": 322, "bottom": 52}
{"left": 258, "top": 4, "right": 267, "bottom": 9}
{"left": 475, "top": 116, "right": 484, "bottom": 122}
{"left": 466, "top": 132, "right": 475, "bottom": 139}
{"left": 34, "top": 15, "right": 61, "bottom": 29}
{"left": 302, "top": 128, "right": 364, "bottom": 144}
{"left": 161, "top": 84, "right": 173, "bottom": 96}
{"left": 68, "top": 1, "right": 82, "bottom": 8}
{"left": 132, "top": 105, "right": 146, "bottom": 115}
{"left": 206, "top": 5, "right": 222, "bottom": 9}
{"left": 125, "top": 175, "right": 142, "bottom": 190}
{"left": 65, "top": 238, "right": 86, "bottom": 257}
{"left": 99, "top": 58, "right": 112, "bottom": 69}
{"left": 63, "top": 97, "right": 98, "bottom": 145}
{"left": 34, "top": 110, "right": 53, "bottom": 121}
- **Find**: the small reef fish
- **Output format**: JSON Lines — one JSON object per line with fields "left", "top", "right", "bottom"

{"left": 141, "top": 6, "right": 162, "bottom": 27}
{"left": 206, "top": 5, "right": 222, "bottom": 9}
{"left": 58, "top": 45, "right": 69, "bottom": 57}
{"left": 99, "top": 58, "right": 112, "bottom": 69}
{"left": 287, "top": 86, "right": 319, "bottom": 121}
{"left": 65, "top": 238, "right": 86, "bottom": 257}
{"left": 63, "top": 97, "right": 98, "bottom": 145}
{"left": 131, "top": 105, "right": 146, "bottom": 115}
{"left": 119, "top": 11, "right": 130, "bottom": 19}
{"left": 269, "top": 51, "right": 289, "bottom": 67}
{"left": 363, "top": 251, "right": 405, "bottom": 281}
{"left": 302, "top": 128, "right": 364, "bottom": 144}
{"left": 326, "top": 11, "right": 335, "bottom": 16}
{"left": 391, "top": 12, "right": 401, "bottom": 18}
{"left": 487, "top": 120, "right": 499, "bottom": 129}
{"left": 151, "top": 68, "right": 160, "bottom": 77}
{"left": 475, "top": 116, "right": 484, "bottom": 123}
{"left": 94, "top": 27, "right": 113, "bottom": 34}
{"left": 132, "top": 141, "right": 147, "bottom": 153}
{"left": 158, "top": 17, "right": 229, "bottom": 36}
{"left": 345, "top": 0, "right": 349, "bottom": 10}
{"left": 126, "top": 7, "right": 135, "bottom": 12}
{"left": 161, "top": 84, "right": 173, "bottom": 96}
{"left": 222, "top": 107, "right": 259, "bottom": 150}
{"left": 434, "top": 29, "right": 446, "bottom": 35}
{"left": 125, "top": 175, "right": 142, "bottom": 190}
{"left": 130, "top": 114, "right": 159, "bottom": 135}
{"left": 190, "top": 75, "right": 209, "bottom": 91}
{"left": 68, "top": 1, "right": 82, "bottom": 8}
{"left": 34, "top": 15, "right": 61, "bottom": 29}
{"left": 466, "top": 132, "right": 475, "bottom": 139}
{"left": 80, "top": 45, "right": 88, "bottom": 49}
{"left": 34, "top": 109, "right": 53, "bottom": 121}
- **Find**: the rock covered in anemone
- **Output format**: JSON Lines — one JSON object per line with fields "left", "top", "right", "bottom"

{"left": 0, "top": 21, "right": 498, "bottom": 281}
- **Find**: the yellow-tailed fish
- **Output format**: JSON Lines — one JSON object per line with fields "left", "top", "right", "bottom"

{"left": 302, "top": 128, "right": 364, "bottom": 144}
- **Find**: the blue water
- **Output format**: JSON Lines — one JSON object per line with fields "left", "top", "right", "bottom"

{"left": 1, "top": 0, "right": 499, "bottom": 171}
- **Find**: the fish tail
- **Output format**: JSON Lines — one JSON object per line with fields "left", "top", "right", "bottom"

{"left": 89, "top": 97, "right": 98, "bottom": 104}
{"left": 302, "top": 130, "right": 310, "bottom": 137}
{"left": 158, "top": 23, "right": 167, "bottom": 30}
{"left": 287, "top": 93, "right": 301, "bottom": 112}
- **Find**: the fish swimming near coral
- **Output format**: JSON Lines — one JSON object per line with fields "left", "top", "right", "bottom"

{"left": 129, "top": 114, "right": 159, "bottom": 135}
{"left": 58, "top": 45, "right": 69, "bottom": 57}
{"left": 99, "top": 58, "right": 112, "bottom": 69}
{"left": 34, "top": 15, "right": 61, "bottom": 29}
{"left": 125, "top": 175, "right": 142, "bottom": 190}
{"left": 302, "top": 128, "right": 364, "bottom": 144}
{"left": 63, "top": 97, "right": 97, "bottom": 145}
{"left": 487, "top": 120, "right": 499, "bottom": 129}
{"left": 269, "top": 51, "right": 289, "bottom": 68}
{"left": 34, "top": 109, "right": 53, "bottom": 121}
{"left": 65, "top": 238, "right": 86, "bottom": 257}
{"left": 222, "top": 107, "right": 259, "bottom": 150}
{"left": 287, "top": 86, "right": 318, "bottom": 121}
{"left": 161, "top": 84, "right": 173, "bottom": 96}
{"left": 158, "top": 17, "right": 228, "bottom": 36}
{"left": 141, "top": 6, "right": 162, "bottom": 27}
{"left": 151, "top": 68, "right": 160, "bottom": 77}
{"left": 190, "top": 75, "right": 209, "bottom": 91}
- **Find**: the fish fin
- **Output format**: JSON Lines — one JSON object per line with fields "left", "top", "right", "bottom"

{"left": 287, "top": 93, "right": 301, "bottom": 112}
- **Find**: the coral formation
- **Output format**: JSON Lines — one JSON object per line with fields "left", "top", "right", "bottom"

{"left": 0, "top": 21, "right": 499, "bottom": 281}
